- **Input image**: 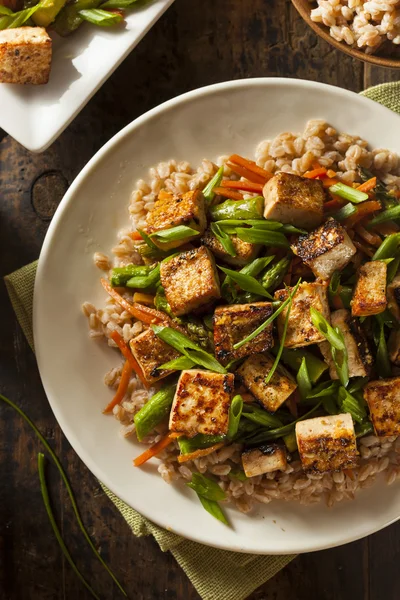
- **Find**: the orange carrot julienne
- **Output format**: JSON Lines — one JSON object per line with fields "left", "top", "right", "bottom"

{"left": 343, "top": 469, "right": 355, "bottom": 481}
{"left": 303, "top": 167, "right": 327, "bottom": 179}
{"left": 226, "top": 161, "right": 266, "bottom": 184}
{"left": 221, "top": 179, "right": 264, "bottom": 193}
{"left": 323, "top": 197, "right": 345, "bottom": 212}
{"left": 213, "top": 186, "right": 244, "bottom": 200}
{"left": 356, "top": 177, "right": 377, "bottom": 194}
{"left": 326, "top": 169, "right": 337, "bottom": 178}
{"left": 344, "top": 200, "right": 381, "bottom": 228}
{"left": 103, "top": 360, "right": 132, "bottom": 414}
{"left": 229, "top": 154, "right": 273, "bottom": 181}
{"left": 311, "top": 160, "right": 322, "bottom": 170}
{"left": 133, "top": 432, "right": 181, "bottom": 466}
{"left": 101, "top": 280, "right": 166, "bottom": 325}
{"left": 110, "top": 330, "right": 150, "bottom": 388}
{"left": 322, "top": 177, "right": 340, "bottom": 188}
{"left": 332, "top": 293, "right": 344, "bottom": 310}
{"left": 129, "top": 230, "right": 144, "bottom": 241}
{"left": 177, "top": 442, "right": 225, "bottom": 464}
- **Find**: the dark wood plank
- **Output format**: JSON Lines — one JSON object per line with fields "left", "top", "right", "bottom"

{"left": 1, "top": 1, "right": 399, "bottom": 599}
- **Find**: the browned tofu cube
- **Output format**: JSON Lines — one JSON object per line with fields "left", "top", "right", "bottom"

{"left": 351, "top": 261, "right": 387, "bottom": 317}
{"left": 319, "top": 309, "right": 373, "bottom": 379}
{"left": 0, "top": 27, "right": 52, "bottom": 85}
{"left": 291, "top": 218, "right": 356, "bottom": 280}
{"left": 274, "top": 281, "right": 330, "bottom": 348}
{"left": 237, "top": 353, "right": 297, "bottom": 413}
{"left": 129, "top": 328, "right": 180, "bottom": 384}
{"left": 387, "top": 274, "right": 400, "bottom": 321}
{"left": 160, "top": 246, "right": 221, "bottom": 316}
{"left": 145, "top": 189, "right": 206, "bottom": 250}
{"left": 169, "top": 370, "right": 234, "bottom": 436}
{"left": 364, "top": 377, "right": 400, "bottom": 437}
{"left": 389, "top": 329, "right": 400, "bottom": 366}
{"left": 242, "top": 444, "right": 287, "bottom": 477}
{"left": 201, "top": 228, "right": 260, "bottom": 266}
{"left": 263, "top": 172, "right": 324, "bottom": 229}
{"left": 213, "top": 302, "right": 274, "bottom": 366}
{"left": 296, "top": 414, "right": 358, "bottom": 474}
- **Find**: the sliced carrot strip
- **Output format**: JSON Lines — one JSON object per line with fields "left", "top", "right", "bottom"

{"left": 110, "top": 330, "right": 150, "bottom": 388}
{"left": 332, "top": 294, "right": 344, "bottom": 310}
{"left": 177, "top": 442, "right": 225, "bottom": 463}
{"left": 103, "top": 360, "right": 132, "bottom": 414}
{"left": 221, "top": 179, "right": 264, "bottom": 193}
{"left": 129, "top": 230, "right": 144, "bottom": 241}
{"left": 303, "top": 167, "right": 327, "bottom": 179}
{"left": 133, "top": 432, "right": 180, "bottom": 466}
{"left": 226, "top": 161, "right": 266, "bottom": 184}
{"left": 133, "top": 292, "right": 155, "bottom": 306}
{"left": 229, "top": 154, "right": 273, "bottom": 181}
{"left": 311, "top": 160, "right": 322, "bottom": 170}
{"left": 354, "top": 224, "right": 381, "bottom": 248}
{"left": 213, "top": 186, "right": 244, "bottom": 200}
{"left": 101, "top": 278, "right": 166, "bottom": 324}
{"left": 323, "top": 197, "right": 345, "bottom": 212}
{"left": 326, "top": 169, "right": 337, "bottom": 178}
{"left": 344, "top": 200, "right": 381, "bottom": 228}
{"left": 322, "top": 177, "right": 340, "bottom": 188}
{"left": 343, "top": 468, "right": 355, "bottom": 481}
{"left": 356, "top": 177, "right": 377, "bottom": 194}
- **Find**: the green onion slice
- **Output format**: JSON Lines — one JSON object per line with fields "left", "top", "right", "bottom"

{"left": 329, "top": 182, "right": 369, "bottom": 203}
{"left": 227, "top": 395, "right": 244, "bottom": 440}
{"left": 235, "top": 228, "right": 290, "bottom": 247}
{"left": 218, "top": 265, "right": 273, "bottom": 299}
{"left": 368, "top": 204, "right": 400, "bottom": 227}
{"left": 149, "top": 225, "right": 200, "bottom": 242}
{"left": 264, "top": 295, "right": 293, "bottom": 384}
{"left": 210, "top": 222, "right": 237, "bottom": 257}
{"left": 297, "top": 357, "right": 312, "bottom": 400}
{"left": 202, "top": 166, "right": 224, "bottom": 202}
{"left": 78, "top": 8, "right": 123, "bottom": 25}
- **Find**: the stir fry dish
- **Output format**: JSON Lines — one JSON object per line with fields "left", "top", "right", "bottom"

{"left": 0, "top": 0, "right": 139, "bottom": 84}
{"left": 84, "top": 121, "right": 400, "bottom": 523}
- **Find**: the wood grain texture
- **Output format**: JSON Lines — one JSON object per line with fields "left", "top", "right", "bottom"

{"left": 1, "top": 1, "right": 400, "bottom": 599}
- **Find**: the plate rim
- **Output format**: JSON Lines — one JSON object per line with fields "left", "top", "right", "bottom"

{"left": 33, "top": 77, "right": 400, "bottom": 554}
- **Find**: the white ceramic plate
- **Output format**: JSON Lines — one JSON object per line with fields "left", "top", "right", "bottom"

{"left": 0, "top": 0, "right": 174, "bottom": 153}
{"left": 33, "top": 79, "right": 400, "bottom": 554}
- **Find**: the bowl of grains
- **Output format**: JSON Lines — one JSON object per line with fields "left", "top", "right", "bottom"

{"left": 292, "top": 0, "right": 400, "bottom": 68}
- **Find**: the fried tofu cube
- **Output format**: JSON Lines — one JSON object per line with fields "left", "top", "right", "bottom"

{"left": 351, "top": 260, "right": 387, "bottom": 317}
{"left": 387, "top": 274, "right": 400, "bottom": 321}
{"left": 145, "top": 189, "right": 206, "bottom": 249}
{"left": 291, "top": 218, "right": 356, "bottom": 280}
{"left": 237, "top": 353, "right": 297, "bottom": 412}
{"left": 296, "top": 414, "right": 358, "bottom": 474}
{"left": 364, "top": 377, "right": 400, "bottom": 437}
{"left": 169, "top": 370, "right": 234, "bottom": 436}
{"left": 213, "top": 303, "right": 274, "bottom": 366}
{"left": 262, "top": 172, "right": 324, "bottom": 229}
{"left": 319, "top": 309, "right": 373, "bottom": 379}
{"left": 129, "top": 328, "right": 179, "bottom": 384}
{"left": 389, "top": 329, "right": 400, "bottom": 366}
{"left": 274, "top": 281, "right": 330, "bottom": 348}
{"left": 201, "top": 228, "right": 260, "bottom": 266}
{"left": 160, "top": 246, "right": 221, "bottom": 316}
{"left": 242, "top": 444, "right": 287, "bottom": 477}
{"left": 0, "top": 27, "right": 52, "bottom": 85}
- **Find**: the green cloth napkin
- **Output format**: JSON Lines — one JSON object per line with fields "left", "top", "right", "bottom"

{"left": 4, "top": 81, "right": 400, "bottom": 600}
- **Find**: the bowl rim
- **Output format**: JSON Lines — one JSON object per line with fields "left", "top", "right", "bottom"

{"left": 33, "top": 77, "right": 400, "bottom": 554}
{"left": 291, "top": 0, "right": 400, "bottom": 69}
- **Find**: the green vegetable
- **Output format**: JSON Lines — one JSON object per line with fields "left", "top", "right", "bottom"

{"left": 328, "top": 271, "right": 341, "bottom": 300}
{"left": 38, "top": 454, "right": 101, "bottom": 600}
{"left": 307, "top": 380, "right": 340, "bottom": 399}
{"left": 241, "top": 404, "right": 283, "bottom": 429}
{"left": 339, "top": 286, "right": 353, "bottom": 309}
{"left": 329, "top": 182, "right": 369, "bottom": 203}
{"left": 33, "top": 0, "right": 67, "bottom": 27}
{"left": 368, "top": 204, "right": 400, "bottom": 227}
{"left": 198, "top": 496, "right": 229, "bottom": 525}
{"left": 216, "top": 219, "right": 282, "bottom": 233}
{"left": 0, "top": 3, "right": 42, "bottom": 28}
{"left": 0, "top": 393, "right": 126, "bottom": 596}
{"left": 264, "top": 294, "right": 293, "bottom": 384}
{"left": 221, "top": 256, "right": 274, "bottom": 302}
{"left": 358, "top": 167, "right": 397, "bottom": 208}
{"left": 297, "top": 357, "right": 312, "bottom": 400}
{"left": 209, "top": 196, "right": 264, "bottom": 221}
{"left": 388, "top": 254, "right": 400, "bottom": 283}
{"left": 210, "top": 222, "right": 236, "bottom": 257}
{"left": 338, "top": 387, "right": 366, "bottom": 424}
{"left": 126, "top": 264, "right": 160, "bottom": 289}
{"left": 372, "top": 233, "right": 400, "bottom": 261}
{"left": 310, "top": 309, "right": 349, "bottom": 387}
{"left": 154, "top": 286, "right": 173, "bottom": 317}
{"left": 261, "top": 257, "right": 290, "bottom": 291}
{"left": 186, "top": 474, "right": 228, "bottom": 525}
{"left": 158, "top": 355, "right": 195, "bottom": 370}
{"left": 219, "top": 265, "right": 273, "bottom": 299}
{"left": 283, "top": 431, "right": 298, "bottom": 453}
{"left": 101, "top": 0, "right": 138, "bottom": 7}
{"left": 202, "top": 166, "right": 224, "bottom": 203}
{"left": 331, "top": 202, "right": 357, "bottom": 221}
{"left": 348, "top": 377, "right": 368, "bottom": 394}
{"left": 279, "top": 348, "right": 328, "bottom": 383}
{"left": 376, "top": 322, "right": 391, "bottom": 378}
{"left": 54, "top": 0, "right": 101, "bottom": 36}
{"left": 235, "top": 228, "right": 289, "bottom": 247}
{"left": 233, "top": 279, "right": 302, "bottom": 351}
{"left": 322, "top": 396, "right": 338, "bottom": 415}
{"left": 0, "top": 6, "right": 12, "bottom": 15}
{"left": 229, "top": 469, "right": 248, "bottom": 481}
{"left": 152, "top": 325, "right": 227, "bottom": 374}
{"left": 227, "top": 395, "right": 243, "bottom": 440}
{"left": 110, "top": 264, "right": 154, "bottom": 287}
{"left": 134, "top": 385, "right": 176, "bottom": 441}
{"left": 178, "top": 434, "right": 226, "bottom": 454}
{"left": 355, "top": 421, "right": 374, "bottom": 438}
{"left": 239, "top": 255, "right": 275, "bottom": 277}
{"left": 79, "top": 7, "right": 123, "bottom": 24}
{"left": 149, "top": 225, "right": 199, "bottom": 243}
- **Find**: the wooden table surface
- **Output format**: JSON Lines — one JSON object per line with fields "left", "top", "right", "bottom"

{"left": 1, "top": 1, "right": 400, "bottom": 598}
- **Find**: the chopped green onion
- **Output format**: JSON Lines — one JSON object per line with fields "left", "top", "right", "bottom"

{"left": 264, "top": 295, "right": 293, "bottom": 384}
{"left": 368, "top": 204, "right": 400, "bottom": 227}
{"left": 158, "top": 356, "right": 195, "bottom": 371}
{"left": 152, "top": 325, "right": 227, "bottom": 374}
{"left": 216, "top": 219, "right": 282, "bottom": 232}
{"left": 283, "top": 431, "right": 298, "bottom": 453}
{"left": 198, "top": 496, "right": 229, "bottom": 525}
{"left": 235, "top": 228, "right": 290, "bottom": 247}
{"left": 241, "top": 404, "right": 283, "bottom": 428}
{"left": 0, "top": 5, "right": 12, "bottom": 14}
{"left": 322, "top": 396, "right": 338, "bottom": 415}
{"left": 240, "top": 255, "right": 275, "bottom": 277}
{"left": 38, "top": 454, "right": 101, "bottom": 600}
{"left": 297, "top": 357, "right": 312, "bottom": 400}
{"left": 210, "top": 222, "right": 237, "bottom": 257}
{"left": 310, "top": 308, "right": 345, "bottom": 351}
{"left": 138, "top": 228, "right": 159, "bottom": 250}
{"left": 178, "top": 434, "right": 226, "bottom": 454}
{"left": 209, "top": 196, "right": 264, "bottom": 221}
{"left": 279, "top": 348, "right": 328, "bottom": 383}
{"left": 338, "top": 387, "right": 366, "bottom": 424}
{"left": 78, "top": 8, "right": 123, "bottom": 25}
{"left": 134, "top": 385, "right": 176, "bottom": 441}
{"left": 331, "top": 334, "right": 349, "bottom": 388}
{"left": 218, "top": 266, "right": 273, "bottom": 299}
{"left": 101, "top": 0, "right": 137, "bottom": 7}
{"left": 227, "top": 395, "right": 243, "bottom": 440}
{"left": 229, "top": 469, "right": 248, "bottom": 481}
{"left": 388, "top": 254, "right": 400, "bottom": 284}
{"left": 329, "top": 182, "right": 369, "bottom": 203}
{"left": 330, "top": 202, "right": 357, "bottom": 222}
{"left": 355, "top": 421, "right": 374, "bottom": 438}
{"left": 233, "top": 278, "right": 302, "bottom": 350}
{"left": 372, "top": 233, "right": 400, "bottom": 261}
{"left": 149, "top": 225, "right": 199, "bottom": 243}
{"left": 329, "top": 271, "right": 341, "bottom": 298}
{"left": 202, "top": 166, "right": 224, "bottom": 202}
{"left": 307, "top": 380, "right": 340, "bottom": 399}
{"left": 186, "top": 474, "right": 229, "bottom": 525}
{"left": 376, "top": 322, "right": 391, "bottom": 378}
{"left": 348, "top": 377, "right": 369, "bottom": 394}
{"left": 0, "top": 3, "right": 42, "bottom": 28}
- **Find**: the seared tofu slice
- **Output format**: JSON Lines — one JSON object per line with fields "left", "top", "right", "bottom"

{"left": 364, "top": 377, "right": 400, "bottom": 437}
{"left": 237, "top": 353, "right": 297, "bottom": 412}
{"left": 201, "top": 228, "right": 260, "bottom": 266}
{"left": 242, "top": 444, "right": 287, "bottom": 477}
{"left": 169, "top": 370, "right": 234, "bottom": 436}
{"left": 274, "top": 281, "right": 330, "bottom": 348}
{"left": 291, "top": 218, "right": 356, "bottom": 280}
{"left": 296, "top": 414, "right": 358, "bottom": 474}
{"left": 213, "top": 302, "right": 274, "bottom": 366}
{"left": 387, "top": 274, "right": 400, "bottom": 321}
{"left": 351, "top": 260, "right": 387, "bottom": 317}
{"left": 145, "top": 189, "right": 206, "bottom": 250}
{"left": 319, "top": 309, "right": 373, "bottom": 379}
{"left": 160, "top": 246, "right": 221, "bottom": 316}
{"left": 129, "top": 328, "right": 180, "bottom": 384}
{"left": 389, "top": 329, "right": 400, "bottom": 366}
{"left": 263, "top": 172, "right": 324, "bottom": 229}
{"left": 0, "top": 27, "right": 52, "bottom": 85}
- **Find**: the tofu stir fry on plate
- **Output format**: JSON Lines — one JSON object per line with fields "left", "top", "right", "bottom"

{"left": 84, "top": 123, "right": 400, "bottom": 523}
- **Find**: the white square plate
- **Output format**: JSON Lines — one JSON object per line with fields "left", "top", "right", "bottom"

{"left": 0, "top": 0, "right": 174, "bottom": 152}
